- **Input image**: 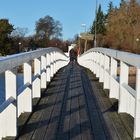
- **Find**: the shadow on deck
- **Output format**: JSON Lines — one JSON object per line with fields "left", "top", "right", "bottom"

{"left": 11, "top": 63, "right": 135, "bottom": 140}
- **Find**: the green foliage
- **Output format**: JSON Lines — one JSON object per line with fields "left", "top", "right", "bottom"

{"left": 0, "top": 19, "right": 14, "bottom": 55}
{"left": 0, "top": 19, "right": 13, "bottom": 37}
{"left": 89, "top": 0, "right": 140, "bottom": 53}
{"left": 35, "top": 15, "right": 62, "bottom": 41}
{"left": 91, "top": 4, "right": 106, "bottom": 35}
{"left": 11, "top": 27, "right": 28, "bottom": 38}
{"left": 107, "top": 1, "right": 114, "bottom": 16}
{"left": 105, "top": 0, "right": 140, "bottom": 52}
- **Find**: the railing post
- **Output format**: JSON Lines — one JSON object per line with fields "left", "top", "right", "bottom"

{"left": 46, "top": 53, "right": 51, "bottom": 83}
{"left": 33, "top": 58, "right": 41, "bottom": 98}
{"left": 94, "top": 52, "right": 98, "bottom": 75}
{"left": 50, "top": 51, "right": 54, "bottom": 78}
{"left": 109, "top": 57, "right": 118, "bottom": 98}
{"left": 88, "top": 52, "right": 92, "bottom": 71}
{"left": 103, "top": 55, "right": 110, "bottom": 89}
{"left": 90, "top": 52, "right": 93, "bottom": 72}
{"left": 118, "top": 61, "right": 129, "bottom": 113}
{"left": 96, "top": 52, "right": 100, "bottom": 78}
{"left": 55, "top": 52, "right": 58, "bottom": 72}
{"left": 5, "top": 69, "right": 17, "bottom": 137}
{"left": 5, "top": 69, "right": 17, "bottom": 100}
{"left": 0, "top": 111, "right": 3, "bottom": 139}
{"left": 41, "top": 55, "right": 47, "bottom": 89}
{"left": 91, "top": 51, "right": 94, "bottom": 72}
{"left": 53, "top": 51, "right": 56, "bottom": 74}
{"left": 134, "top": 68, "right": 140, "bottom": 139}
{"left": 99, "top": 53, "right": 104, "bottom": 83}
{"left": 23, "top": 62, "right": 32, "bottom": 112}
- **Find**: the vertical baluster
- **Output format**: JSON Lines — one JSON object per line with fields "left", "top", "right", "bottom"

{"left": 109, "top": 57, "right": 118, "bottom": 98}
{"left": 94, "top": 52, "right": 98, "bottom": 75}
{"left": 41, "top": 55, "right": 47, "bottom": 89}
{"left": 53, "top": 51, "right": 56, "bottom": 74}
{"left": 5, "top": 69, "right": 17, "bottom": 100}
{"left": 33, "top": 58, "right": 41, "bottom": 98}
{"left": 0, "top": 111, "right": 2, "bottom": 139}
{"left": 92, "top": 51, "right": 95, "bottom": 73}
{"left": 99, "top": 53, "right": 104, "bottom": 83}
{"left": 46, "top": 52, "right": 51, "bottom": 83}
{"left": 134, "top": 68, "right": 140, "bottom": 139}
{"left": 23, "top": 62, "right": 32, "bottom": 112}
{"left": 96, "top": 52, "right": 100, "bottom": 78}
{"left": 50, "top": 51, "right": 54, "bottom": 78}
{"left": 55, "top": 52, "right": 58, "bottom": 72}
{"left": 103, "top": 55, "right": 110, "bottom": 89}
{"left": 92, "top": 52, "right": 95, "bottom": 73}
{"left": 118, "top": 61, "right": 129, "bottom": 113}
{"left": 5, "top": 69, "right": 17, "bottom": 137}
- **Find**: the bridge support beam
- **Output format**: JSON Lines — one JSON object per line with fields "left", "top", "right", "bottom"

{"left": 134, "top": 68, "right": 140, "bottom": 139}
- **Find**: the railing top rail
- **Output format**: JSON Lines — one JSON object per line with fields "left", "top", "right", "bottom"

{"left": 0, "top": 97, "right": 15, "bottom": 113}
{"left": 82, "top": 47, "right": 140, "bottom": 68}
{"left": 0, "top": 47, "right": 68, "bottom": 74}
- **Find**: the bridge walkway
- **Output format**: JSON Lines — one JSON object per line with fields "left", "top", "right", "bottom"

{"left": 16, "top": 63, "right": 133, "bottom": 140}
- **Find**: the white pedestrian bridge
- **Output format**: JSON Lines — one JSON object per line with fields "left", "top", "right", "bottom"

{"left": 0, "top": 47, "right": 140, "bottom": 140}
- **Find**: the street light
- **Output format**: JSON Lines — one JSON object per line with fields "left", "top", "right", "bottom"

{"left": 81, "top": 23, "right": 86, "bottom": 32}
{"left": 94, "top": 0, "right": 98, "bottom": 48}
{"left": 136, "top": 38, "right": 139, "bottom": 42}
{"left": 18, "top": 42, "right": 22, "bottom": 53}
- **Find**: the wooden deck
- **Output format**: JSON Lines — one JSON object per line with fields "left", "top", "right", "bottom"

{"left": 15, "top": 62, "right": 135, "bottom": 140}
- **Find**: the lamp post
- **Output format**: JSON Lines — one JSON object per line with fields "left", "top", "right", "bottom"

{"left": 81, "top": 23, "right": 86, "bottom": 33}
{"left": 94, "top": 0, "right": 98, "bottom": 48}
{"left": 18, "top": 42, "right": 21, "bottom": 53}
{"left": 136, "top": 38, "right": 139, "bottom": 51}
{"left": 81, "top": 24, "right": 87, "bottom": 52}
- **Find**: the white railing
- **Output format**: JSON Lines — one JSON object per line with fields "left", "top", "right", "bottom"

{"left": 78, "top": 47, "right": 140, "bottom": 139}
{"left": 0, "top": 47, "right": 69, "bottom": 139}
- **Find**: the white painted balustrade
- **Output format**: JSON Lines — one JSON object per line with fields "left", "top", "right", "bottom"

{"left": 78, "top": 47, "right": 140, "bottom": 139}
{"left": 0, "top": 47, "right": 69, "bottom": 139}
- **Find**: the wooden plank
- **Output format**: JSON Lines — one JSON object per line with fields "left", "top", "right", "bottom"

{"left": 16, "top": 63, "right": 135, "bottom": 140}
{"left": 75, "top": 65, "right": 93, "bottom": 140}
{"left": 56, "top": 66, "right": 71, "bottom": 140}
{"left": 69, "top": 67, "right": 81, "bottom": 140}
{"left": 78, "top": 90, "right": 93, "bottom": 140}
{"left": 86, "top": 69, "right": 132, "bottom": 140}
{"left": 18, "top": 68, "right": 68, "bottom": 140}
{"left": 32, "top": 67, "right": 69, "bottom": 140}
{"left": 81, "top": 68, "right": 108, "bottom": 140}
{"left": 43, "top": 72, "right": 69, "bottom": 140}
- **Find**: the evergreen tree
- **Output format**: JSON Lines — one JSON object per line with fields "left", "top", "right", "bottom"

{"left": 91, "top": 4, "right": 106, "bottom": 35}
{"left": 0, "top": 19, "right": 14, "bottom": 55}
{"left": 107, "top": 1, "right": 114, "bottom": 16}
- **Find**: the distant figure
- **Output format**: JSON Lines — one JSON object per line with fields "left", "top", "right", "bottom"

{"left": 69, "top": 49, "right": 77, "bottom": 62}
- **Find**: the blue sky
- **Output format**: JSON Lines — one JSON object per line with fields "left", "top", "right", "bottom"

{"left": 0, "top": 0, "right": 120, "bottom": 40}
